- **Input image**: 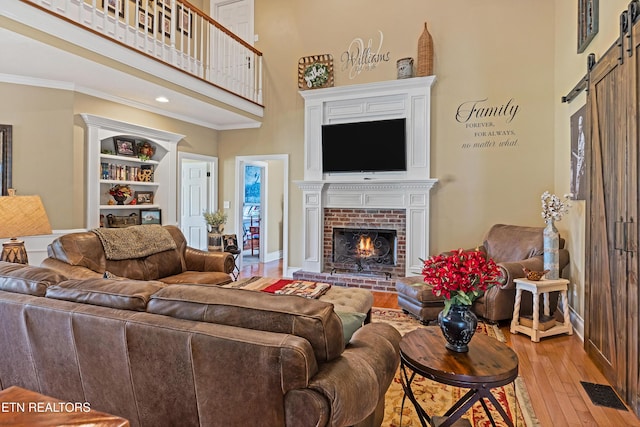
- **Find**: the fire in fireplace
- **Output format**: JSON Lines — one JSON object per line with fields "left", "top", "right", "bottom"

{"left": 332, "top": 228, "right": 397, "bottom": 272}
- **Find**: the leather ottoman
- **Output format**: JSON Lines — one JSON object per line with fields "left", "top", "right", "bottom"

{"left": 395, "top": 275, "right": 444, "bottom": 324}
{"left": 320, "top": 286, "right": 374, "bottom": 323}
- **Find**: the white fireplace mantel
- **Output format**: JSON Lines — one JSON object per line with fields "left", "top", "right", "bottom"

{"left": 299, "top": 76, "right": 435, "bottom": 182}
{"left": 296, "top": 77, "right": 437, "bottom": 276}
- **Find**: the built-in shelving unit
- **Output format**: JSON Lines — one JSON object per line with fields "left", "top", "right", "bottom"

{"left": 81, "top": 114, "right": 183, "bottom": 229}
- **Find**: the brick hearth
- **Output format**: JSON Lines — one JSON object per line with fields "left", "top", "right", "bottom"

{"left": 292, "top": 270, "right": 397, "bottom": 293}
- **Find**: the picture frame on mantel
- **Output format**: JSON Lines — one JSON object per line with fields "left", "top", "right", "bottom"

{"left": 577, "top": 0, "right": 598, "bottom": 53}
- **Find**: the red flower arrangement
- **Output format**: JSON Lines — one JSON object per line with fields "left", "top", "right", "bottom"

{"left": 422, "top": 248, "right": 503, "bottom": 315}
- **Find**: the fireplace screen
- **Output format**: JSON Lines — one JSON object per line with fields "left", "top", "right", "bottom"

{"left": 332, "top": 228, "right": 397, "bottom": 271}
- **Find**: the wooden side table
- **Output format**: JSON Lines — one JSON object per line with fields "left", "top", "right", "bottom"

{"left": 399, "top": 327, "right": 518, "bottom": 427}
{"left": 0, "top": 386, "right": 129, "bottom": 426}
{"left": 510, "top": 277, "right": 573, "bottom": 342}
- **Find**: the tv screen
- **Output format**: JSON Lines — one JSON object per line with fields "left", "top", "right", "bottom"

{"left": 321, "top": 118, "right": 407, "bottom": 173}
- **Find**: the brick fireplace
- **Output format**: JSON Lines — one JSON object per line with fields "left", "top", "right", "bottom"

{"left": 324, "top": 208, "right": 406, "bottom": 277}
{"left": 294, "top": 77, "right": 437, "bottom": 291}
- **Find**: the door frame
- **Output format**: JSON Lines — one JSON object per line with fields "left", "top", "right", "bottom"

{"left": 178, "top": 152, "right": 218, "bottom": 247}
{"left": 234, "top": 154, "right": 289, "bottom": 274}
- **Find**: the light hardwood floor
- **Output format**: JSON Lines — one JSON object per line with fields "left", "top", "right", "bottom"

{"left": 238, "top": 260, "right": 640, "bottom": 426}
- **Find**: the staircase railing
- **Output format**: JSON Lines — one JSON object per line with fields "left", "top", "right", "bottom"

{"left": 23, "top": 0, "right": 263, "bottom": 105}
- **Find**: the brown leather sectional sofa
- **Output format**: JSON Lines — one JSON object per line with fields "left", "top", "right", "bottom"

{"left": 0, "top": 261, "right": 401, "bottom": 426}
{"left": 41, "top": 225, "right": 235, "bottom": 285}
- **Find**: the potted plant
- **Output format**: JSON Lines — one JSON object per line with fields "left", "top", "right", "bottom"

{"left": 422, "top": 248, "right": 503, "bottom": 352}
{"left": 203, "top": 209, "right": 228, "bottom": 251}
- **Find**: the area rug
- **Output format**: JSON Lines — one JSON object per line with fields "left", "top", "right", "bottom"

{"left": 373, "top": 308, "right": 540, "bottom": 427}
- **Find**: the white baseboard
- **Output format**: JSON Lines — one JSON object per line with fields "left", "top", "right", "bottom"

{"left": 570, "top": 307, "right": 584, "bottom": 341}
{"left": 264, "top": 250, "right": 283, "bottom": 263}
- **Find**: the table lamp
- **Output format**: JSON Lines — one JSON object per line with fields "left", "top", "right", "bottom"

{"left": 0, "top": 194, "right": 52, "bottom": 264}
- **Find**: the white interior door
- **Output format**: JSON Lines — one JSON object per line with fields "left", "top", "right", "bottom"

{"left": 180, "top": 155, "right": 217, "bottom": 250}
{"left": 213, "top": 0, "right": 253, "bottom": 44}
{"left": 211, "top": 0, "right": 254, "bottom": 88}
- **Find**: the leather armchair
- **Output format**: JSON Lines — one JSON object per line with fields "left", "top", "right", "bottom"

{"left": 471, "top": 224, "right": 570, "bottom": 322}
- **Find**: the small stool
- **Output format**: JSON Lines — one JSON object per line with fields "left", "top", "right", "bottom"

{"left": 510, "top": 278, "right": 573, "bottom": 342}
{"left": 395, "top": 276, "right": 445, "bottom": 324}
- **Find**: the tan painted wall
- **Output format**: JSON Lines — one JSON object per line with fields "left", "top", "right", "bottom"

{"left": 0, "top": 83, "right": 76, "bottom": 228}
{"left": 0, "top": 86, "right": 220, "bottom": 230}
{"left": 219, "top": 0, "right": 557, "bottom": 271}
{"left": 553, "top": 0, "right": 630, "bottom": 321}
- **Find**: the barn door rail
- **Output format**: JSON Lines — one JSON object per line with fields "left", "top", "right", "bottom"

{"left": 561, "top": 53, "right": 596, "bottom": 103}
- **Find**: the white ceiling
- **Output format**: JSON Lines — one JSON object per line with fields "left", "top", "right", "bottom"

{"left": 0, "top": 25, "right": 263, "bottom": 131}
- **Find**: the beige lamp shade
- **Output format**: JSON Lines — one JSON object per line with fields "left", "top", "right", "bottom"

{"left": 0, "top": 195, "right": 52, "bottom": 239}
{"left": 0, "top": 195, "right": 52, "bottom": 264}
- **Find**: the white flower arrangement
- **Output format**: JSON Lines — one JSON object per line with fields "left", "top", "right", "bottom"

{"left": 203, "top": 210, "right": 227, "bottom": 231}
{"left": 541, "top": 191, "right": 572, "bottom": 223}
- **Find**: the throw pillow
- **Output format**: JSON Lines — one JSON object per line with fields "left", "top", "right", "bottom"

{"left": 335, "top": 311, "right": 367, "bottom": 345}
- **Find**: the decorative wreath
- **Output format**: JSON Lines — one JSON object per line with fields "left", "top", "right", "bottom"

{"left": 303, "top": 63, "right": 330, "bottom": 88}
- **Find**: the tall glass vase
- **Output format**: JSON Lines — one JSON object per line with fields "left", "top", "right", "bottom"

{"left": 543, "top": 219, "right": 559, "bottom": 279}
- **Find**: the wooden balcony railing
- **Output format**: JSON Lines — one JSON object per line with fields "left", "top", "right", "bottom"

{"left": 23, "top": 0, "right": 263, "bottom": 106}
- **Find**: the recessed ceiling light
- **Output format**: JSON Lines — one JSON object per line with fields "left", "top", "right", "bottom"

{"left": 155, "top": 96, "right": 169, "bottom": 103}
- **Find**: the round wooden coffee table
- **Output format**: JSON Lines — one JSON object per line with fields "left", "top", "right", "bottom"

{"left": 399, "top": 327, "right": 519, "bottom": 427}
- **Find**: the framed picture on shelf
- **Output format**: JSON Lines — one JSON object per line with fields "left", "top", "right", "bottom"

{"left": 140, "top": 209, "right": 161, "bottom": 225}
{"left": 114, "top": 138, "right": 137, "bottom": 156}
{"left": 177, "top": 5, "right": 192, "bottom": 37}
{"left": 102, "top": 0, "right": 125, "bottom": 18}
{"left": 135, "top": 191, "right": 154, "bottom": 205}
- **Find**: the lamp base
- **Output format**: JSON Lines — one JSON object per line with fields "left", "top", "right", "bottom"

{"left": 1, "top": 238, "right": 29, "bottom": 264}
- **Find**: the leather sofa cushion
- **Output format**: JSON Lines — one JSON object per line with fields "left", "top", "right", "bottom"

{"left": 148, "top": 284, "right": 345, "bottom": 362}
{"left": 0, "top": 261, "right": 68, "bottom": 296}
{"left": 46, "top": 277, "right": 167, "bottom": 311}
{"left": 161, "top": 271, "right": 232, "bottom": 286}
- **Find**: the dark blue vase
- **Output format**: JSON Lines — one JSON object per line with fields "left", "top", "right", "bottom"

{"left": 438, "top": 304, "right": 478, "bottom": 353}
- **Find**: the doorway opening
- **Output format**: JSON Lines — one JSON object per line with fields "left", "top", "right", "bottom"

{"left": 242, "top": 162, "right": 263, "bottom": 266}
{"left": 234, "top": 155, "right": 289, "bottom": 275}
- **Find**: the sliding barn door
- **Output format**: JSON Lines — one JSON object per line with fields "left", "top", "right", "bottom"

{"left": 585, "top": 9, "right": 639, "bottom": 416}
{"left": 627, "top": 12, "right": 639, "bottom": 416}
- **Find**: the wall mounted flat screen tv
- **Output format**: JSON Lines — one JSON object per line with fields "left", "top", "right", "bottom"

{"left": 321, "top": 118, "right": 407, "bottom": 173}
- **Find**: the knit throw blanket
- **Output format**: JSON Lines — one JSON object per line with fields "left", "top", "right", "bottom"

{"left": 92, "top": 225, "right": 177, "bottom": 260}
